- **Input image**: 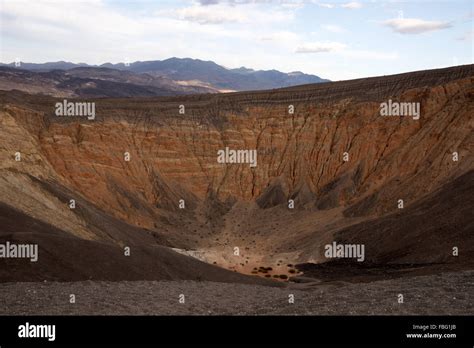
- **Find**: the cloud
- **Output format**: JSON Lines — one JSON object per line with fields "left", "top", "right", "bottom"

{"left": 280, "top": 1, "right": 305, "bottom": 10}
{"left": 295, "top": 42, "right": 347, "bottom": 53}
{"left": 260, "top": 31, "right": 300, "bottom": 42}
{"left": 294, "top": 38, "right": 396, "bottom": 59}
{"left": 383, "top": 18, "right": 452, "bottom": 34}
{"left": 341, "top": 2, "right": 362, "bottom": 9}
{"left": 197, "top": 0, "right": 305, "bottom": 7}
{"left": 341, "top": 49, "right": 398, "bottom": 60}
{"left": 295, "top": 39, "right": 398, "bottom": 60}
{"left": 313, "top": 2, "right": 335, "bottom": 8}
{"left": 313, "top": 1, "right": 361, "bottom": 10}
{"left": 176, "top": 5, "right": 246, "bottom": 24}
{"left": 199, "top": 0, "right": 220, "bottom": 5}
{"left": 456, "top": 30, "right": 473, "bottom": 41}
{"left": 172, "top": 3, "right": 294, "bottom": 25}
{"left": 321, "top": 24, "right": 345, "bottom": 33}
{"left": 0, "top": 0, "right": 255, "bottom": 63}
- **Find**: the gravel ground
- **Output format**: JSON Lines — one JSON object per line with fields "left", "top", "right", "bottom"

{"left": 0, "top": 270, "right": 472, "bottom": 315}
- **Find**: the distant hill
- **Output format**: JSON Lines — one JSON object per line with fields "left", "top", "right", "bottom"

{"left": 0, "top": 66, "right": 215, "bottom": 98}
{"left": 0, "top": 57, "right": 328, "bottom": 92}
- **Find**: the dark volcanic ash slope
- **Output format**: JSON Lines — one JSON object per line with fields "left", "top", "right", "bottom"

{"left": 337, "top": 170, "right": 474, "bottom": 265}
{"left": 0, "top": 186, "right": 277, "bottom": 286}
{"left": 0, "top": 65, "right": 473, "bottom": 281}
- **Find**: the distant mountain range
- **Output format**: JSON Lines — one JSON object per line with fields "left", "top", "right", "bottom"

{"left": 0, "top": 57, "right": 328, "bottom": 97}
{"left": 0, "top": 66, "right": 213, "bottom": 98}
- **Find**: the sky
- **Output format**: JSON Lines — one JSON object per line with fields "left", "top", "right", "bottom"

{"left": 0, "top": 0, "right": 472, "bottom": 80}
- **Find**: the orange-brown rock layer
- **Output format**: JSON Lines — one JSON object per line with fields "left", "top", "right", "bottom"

{"left": 0, "top": 65, "right": 472, "bottom": 275}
